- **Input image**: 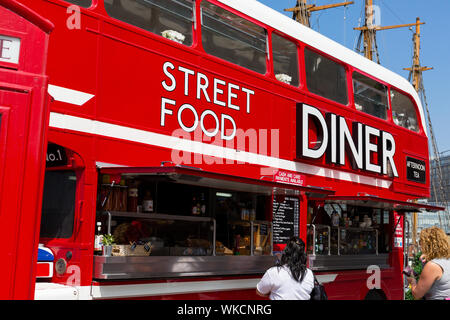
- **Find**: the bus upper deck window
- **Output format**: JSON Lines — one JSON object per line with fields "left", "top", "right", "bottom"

{"left": 104, "top": 0, "right": 194, "bottom": 46}
{"left": 391, "top": 89, "right": 419, "bottom": 132}
{"left": 201, "top": 1, "right": 267, "bottom": 74}
{"left": 40, "top": 171, "right": 77, "bottom": 239}
{"left": 304, "top": 48, "right": 348, "bottom": 105}
{"left": 353, "top": 72, "right": 388, "bottom": 120}
{"left": 64, "top": 0, "right": 92, "bottom": 8}
{"left": 272, "top": 33, "right": 299, "bottom": 87}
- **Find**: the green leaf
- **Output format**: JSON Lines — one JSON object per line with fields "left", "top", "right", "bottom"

{"left": 102, "top": 234, "right": 115, "bottom": 246}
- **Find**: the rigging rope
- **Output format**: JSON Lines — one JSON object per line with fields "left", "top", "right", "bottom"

{"left": 418, "top": 74, "right": 449, "bottom": 229}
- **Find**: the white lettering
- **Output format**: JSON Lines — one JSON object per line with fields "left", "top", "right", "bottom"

{"left": 220, "top": 304, "right": 272, "bottom": 315}
{"left": 178, "top": 66, "right": 195, "bottom": 96}
{"left": 177, "top": 304, "right": 211, "bottom": 318}
{"left": 221, "top": 114, "right": 236, "bottom": 141}
{"left": 200, "top": 109, "right": 220, "bottom": 137}
{"left": 241, "top": 87, "right": 254, "bottom": 114}
{"left": 300, "top": 105, "right": 397, "bottom": 177}
{"left": 329, "top": 113, "right": 338, "bottom": 164}
{"left": 162, "top": 62, "right": 176, "bottom": 92}
{"left": 407, "top": 161, "right": 425, "bottom": 171}
{"left": 213, "top": 78, "right": 226, "bottom": 107}
{"left": 177, "top": 103, "right": 198, "bottom": 132}
{"left": 160, "top": 97, "right": 175, "bottom": 126}
{"left": 228, "top": 83, "right": 240, "bottom": 111}
{"left": 364, "top": 125, "right": 381, "bottom": 174}
{"left": 197, "top": 72, "right": 211, "bottom": 102}
{"left": 339, "top": 117, "right": 363, "bottom": 169}
{"left": 382, "top": 131, "right": 398, "bottom": 177}
{"left": 302, "top": 104, "right": 328, "bottom": 159}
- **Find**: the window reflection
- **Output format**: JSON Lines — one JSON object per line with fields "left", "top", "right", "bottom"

{"left": 305, "top": 48, "right": 348, "bottom": 105}
{"left": 353, "top": 72, "right": 388, "bottom": 120}
{"left": 391, "top": 89, "right": 419, "bottom": 132}
{"left": 104, "top": 0, "right": 194, "bottom": 46}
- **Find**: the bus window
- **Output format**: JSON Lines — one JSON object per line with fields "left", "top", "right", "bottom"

{"left": 304, "top": 48, "right": 348, "bottom": 105}
{"left": 64, "top": 0, "right": 92, "bottom": 8}
{"left": 40, "top": 171, "right": 77, "bottom": 239}
{"left": 353, "top": 72, "right": 388, "bottom": 120}
{"left": 272, "top": 33, "right": 299, "bottom": 87}
{"left": 201, "top": 1, "right": 267, "bottom": 74}
{"left": 391, "top": 89, "right": 419, "bottom": 132}
{"left": 104, "top": 0, "right": 194, "bottom": 46}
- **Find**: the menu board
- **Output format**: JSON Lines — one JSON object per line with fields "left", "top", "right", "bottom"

{"left": 272, "top": 197, "right": 300, "bottom": 244}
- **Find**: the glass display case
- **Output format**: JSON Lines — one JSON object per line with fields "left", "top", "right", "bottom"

{"left": 308, "top": 224, "right": 378, "bottom": 256}
{"left": 94, "top": 170, "right": 276, "bottom": 280}
{"left": 226, "top": 220, "right": 273, "bottom": 256}
{"left": 307, "top": 224, "right": 330, "bottom": 255}
{"left": 334, "top": 227, "right": 378, "bottom": 255}
{"left": 228, "top": 221, "right": 252, "bottom": 256}
{"left": 252, "top": 221, "right": 272, "bottom": 256}
{"left": 101, "top": 211, "right": 216, "bottom": 256}
{"left": 306, "top": 202, "right": 390, "bottom": 271}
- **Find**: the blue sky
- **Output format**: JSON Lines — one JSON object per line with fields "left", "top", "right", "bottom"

{"left": 259, "top": 0, "right": 450, "bottom": 158}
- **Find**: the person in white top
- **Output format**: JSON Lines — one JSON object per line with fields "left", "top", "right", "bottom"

{"left": 256, "top": 237, "right": 314, "bottom": 300}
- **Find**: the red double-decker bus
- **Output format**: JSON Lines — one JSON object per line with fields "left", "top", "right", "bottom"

{"left": 0, "top": 0, "right": 443, "bottom": 300}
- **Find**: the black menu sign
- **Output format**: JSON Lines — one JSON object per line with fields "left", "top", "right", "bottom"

{"left": 406, "top": 156, "right": 426, "bottom": 184}
{"left": 272, "top": 197, "right": 300, "bottom": 244}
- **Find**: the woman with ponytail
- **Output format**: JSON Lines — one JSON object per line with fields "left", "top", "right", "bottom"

{"left": 256, "top": 237, "right": 314, "bottom": 300}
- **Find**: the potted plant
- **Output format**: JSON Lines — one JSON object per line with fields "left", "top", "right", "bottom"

{"left": 102, "top": 234, "right": 115, "bottom": 256}
{"left": 405, "top": 251, "right": 423, "bottom": 300}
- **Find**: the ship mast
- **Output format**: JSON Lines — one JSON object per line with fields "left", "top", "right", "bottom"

{"left": 403, "top": 18, "right": 449, "bottom": 243}
{"left": 285, "top": 0, "right": 354, "bottom": 27}
{"left": 403, "top": 18, "right": 433, "bottom": 91}
{"left": 354, "top": 0, "right": 424, "bottom": 64}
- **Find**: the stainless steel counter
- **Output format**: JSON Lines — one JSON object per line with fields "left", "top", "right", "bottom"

{"left": 93, "top": 255, "right": 277, "bottom": 280}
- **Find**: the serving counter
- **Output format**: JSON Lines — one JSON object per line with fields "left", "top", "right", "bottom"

{"left": 93, "top": 255, "right": 277, "bottom": 280}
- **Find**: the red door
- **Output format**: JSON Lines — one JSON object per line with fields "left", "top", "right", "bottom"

{"left": 0, "top": 1, "right": 53, "bottom": 299}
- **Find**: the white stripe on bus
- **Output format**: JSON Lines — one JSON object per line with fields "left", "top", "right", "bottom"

{"left": 35, "top": 274, "right": 338, "bottom": 300}
{"left": 90, "top": 274, "right": 337, "bottom": 299}
{"left": 48, "top": 84, "right": 94, "bottom": 106}
{"left": 49, "top": 112, "right": 392, "bottom": 189}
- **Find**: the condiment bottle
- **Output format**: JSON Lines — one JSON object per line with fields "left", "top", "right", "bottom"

{"left": 94, "top": 222, "right": 103, "bottom": 255}
{"left": 192, "top": 196, "right": 199, "bottom": 215}
{"left": 142, "top": 190, "right": 154, "bottom": 213}
{"left": 250, "top": 208, "right": 256, "bottom": 221}
{"left": 127, "top": 181, "right": 138, "bottom": 212}
{"left": 200, "top": 193, "right": 206, "bottom": 216}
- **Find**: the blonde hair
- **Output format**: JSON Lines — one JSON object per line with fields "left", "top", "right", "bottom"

{"left": 419, "top": 226, "right": 450, "bottom": 260}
